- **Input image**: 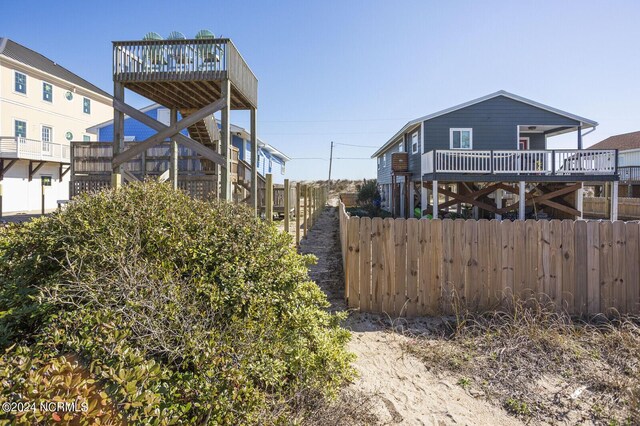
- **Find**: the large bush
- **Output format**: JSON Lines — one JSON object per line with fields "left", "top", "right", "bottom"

{"left": 0, "top": 182, "right": 353, "bottom": 424}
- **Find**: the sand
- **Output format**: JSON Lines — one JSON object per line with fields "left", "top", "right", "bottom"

{"left": 299, "top": 200, "right": 523, "bottom": 425}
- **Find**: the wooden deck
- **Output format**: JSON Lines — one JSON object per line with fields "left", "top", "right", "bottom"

{"left": 113, "top": 38, "right": 257, "bottom": 109}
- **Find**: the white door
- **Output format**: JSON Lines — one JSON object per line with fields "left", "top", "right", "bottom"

{"left": 42, "top": 126, "right": 52, "bottom": 155}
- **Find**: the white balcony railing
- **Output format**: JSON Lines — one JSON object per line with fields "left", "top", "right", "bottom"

{"left": 0, "top": 136, "right": 70, "bottom": 162}
{"left": 422, "top": 149, "right": 617, "bottom": 176}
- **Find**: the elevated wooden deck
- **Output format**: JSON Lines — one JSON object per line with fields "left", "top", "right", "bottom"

{"left": 113, "top": 38, "right": 257, "bottom": 109}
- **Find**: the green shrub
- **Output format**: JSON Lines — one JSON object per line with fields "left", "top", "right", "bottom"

{"left": 0, "top": 182, "right": 354, "bottom": 424}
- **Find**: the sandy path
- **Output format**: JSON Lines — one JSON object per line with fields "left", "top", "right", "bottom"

{"left": 300, "top": 202, "right": 523, "bottom": 425}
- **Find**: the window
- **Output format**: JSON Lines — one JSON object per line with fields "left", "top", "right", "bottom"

{"left": 411, "top": 132, "right": 419, "bottom": 154}
{"left": 398, "top": 138, "right": 404, "bottom": 152}
{"left": 83, "top": 135, "right": 91, "bottom": 142}
{"left": 280, "top": 162, "right": 285, "bottom": 175}
{"left": 43, "top": 82, "right": 53, "bottom": 102}
{"left": 83, "top": 97, "right": 91, "bottom": 114}
{"left": 377, "top": 157, "right": 381, "bottom": 169}
{"left": 14, "top": 120, "right": 27, "bottom": 138}
{"left": 14, "top": 72, "right": 26, "bottom": 94}
{"left": 257, "top": 154, "right": 261, "bottom": 168}
{"left": 450, "top": 128, "right": 472, "bottom": 149}
{"left": 269, "top": 158, "right": 273, "bottom": 172}
{"left": 383, "top": 153, "right": 387, "bottom": 167}
{"left": 42, "top": 126, "right": 52, "bottom": 153}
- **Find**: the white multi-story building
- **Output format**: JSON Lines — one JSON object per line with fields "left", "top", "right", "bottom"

{"left": 0, "top": 38, "right": 112, "bottom": 214}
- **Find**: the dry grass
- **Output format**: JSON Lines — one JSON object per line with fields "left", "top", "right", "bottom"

{"left": 404, "top": 299, "right": 640, "bottom": 424}
{"left": 294, "top": 388, "right": 382, "bottom": 425}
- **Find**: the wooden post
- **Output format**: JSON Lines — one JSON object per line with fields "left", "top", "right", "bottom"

{"left": 432, "top": 180, "right": 439, "bottom": 219}
{"left": 303, "top": 185, "right": 308, "bottom": 238}
{"left": 265, "top": 173, "right": 273, "bottom": 222}
{"left": 169, "top": 108, "right": 178, "bottom": 190}
{"left": 495, "top": 188, "right": 503, "bottom": 220}
{"left": 296, "top": 182, "right": 301, "bottom": 246}
{"left": 519, "top": 181, "right": 526, "bottom": 220}
{"left": 112, "top": 82, "right": 124, "bottom": 188}
{"left": 220, "top": 78, "right": 231, "bottom": 201}
{"left": 284, "top": 178, "right": 290, "bottom": 233}
{"left": 611, "top": 180, "right": 619, "bottom": 221}
{"left": 576, "top": 183, "right": 584, "bottom": 220}
{"left": 250, "top": 107, "right": 258, "bottom": 215}
{"left": 41, "top": 182, "right": 45, "bottom": 215}
{"left": 420, "top": 181, "right": 427, "bottom": 217}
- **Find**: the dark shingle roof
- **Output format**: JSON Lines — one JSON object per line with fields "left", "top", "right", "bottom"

{"left": 0, "top": 38, "right": 111, "bottom": 99}
{"left": 588, "top": 131, "right": 640, "bottom": 151}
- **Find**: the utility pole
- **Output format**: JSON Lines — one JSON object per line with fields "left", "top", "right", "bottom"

{"left": 328, "top": 141, "right": 334, "bottom": 186}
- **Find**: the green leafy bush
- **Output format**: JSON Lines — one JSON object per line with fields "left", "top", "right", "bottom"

{"left": 0, "top": 182, "right": 354, "bottom": 424}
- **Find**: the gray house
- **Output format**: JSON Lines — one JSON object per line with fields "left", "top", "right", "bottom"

{"left": 372, "top": 91, "right": 620, "bottom": 220}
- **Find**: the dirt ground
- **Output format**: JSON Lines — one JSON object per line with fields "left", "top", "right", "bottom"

{"left": 299, "top": 199, "right": 523, "bottom": 425}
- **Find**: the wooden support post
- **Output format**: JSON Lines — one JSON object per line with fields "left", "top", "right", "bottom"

{"left": 432, "top": 180, "right": 439, "bottom": 219}
{"left": 604, "top": 182, "right": 611, "bottom": 218}
{"left": 518, "top": 181, "right": 526, "bottom": 220}
{"left": 303, "top": 185, "right": 308, "bottom": 238}
{"left": 409, "top": 181, "right": 415, "bottom": 218}
{"left": 611, "top": 180, "right": 619, "bottom": 221}
{"left": 112, "top": 82, "right": 124, "bottom": 188}
{"left": 495, "top": 188, "right": 503, "bottom": 220}
{"left": 250, "top": 107, "right": 258, "bottom": 215}
{"left": 456, "top": 183, "right": 462, "bottom": 214}
{"left": 420, "top": 181, "right": 427, "bottom": 217}
{"left": 220, "top": 78, "right": 231, "bottom": 201}
{"left": 265, "top": 173, "right": 273, "bottom": 222}
{"left": 576, "top": 183, "right": 584, "bottom": 220}
{"left": 169, "top": 108, "right": 178, "bottom": 190}
{"left": 41, "top": 182, "right": 45, "bottom": 215}
{"left": 296, "top": 182, "right": 301, "bottom": 246}
{"left": 284, "top": 178, "right": 290, "bottom": 233}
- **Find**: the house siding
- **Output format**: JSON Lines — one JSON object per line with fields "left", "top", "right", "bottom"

{"left": 422, "top": 96, "right": 579, "bottom": 153}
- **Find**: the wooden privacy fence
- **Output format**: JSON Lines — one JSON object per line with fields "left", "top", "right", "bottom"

{"left": 339, "top": 202, "right": 640, "bottom": 317}
{"left": 584, "top": 196, "right": 640, "bottom": 220}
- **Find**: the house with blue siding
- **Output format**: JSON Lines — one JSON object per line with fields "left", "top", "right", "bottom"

{"left": 372, "top": 91, "right": 620, "bottom": 220}
{"left": 87, "top": 104, "right": 290, "bottom": 184}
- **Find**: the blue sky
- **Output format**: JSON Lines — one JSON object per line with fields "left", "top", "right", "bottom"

{"left": 3, "top": 0, "right": 640, "bottom": 180}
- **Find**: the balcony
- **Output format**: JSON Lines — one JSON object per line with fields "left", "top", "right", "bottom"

{"left": 421, "top": 149, "right": 618, "bottom": 179}
{"left": 619, "top": 166, "right": 640, "bottom": 183}
{"left": 113, "top": 38, "right": 257, "bottom": 109}
{"left": 0, "top": 136, "right": 70, "bottom": 163}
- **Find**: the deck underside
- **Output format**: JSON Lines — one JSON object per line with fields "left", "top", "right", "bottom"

{"left": 123, "top": 79, "right": 253, "bottom": 110}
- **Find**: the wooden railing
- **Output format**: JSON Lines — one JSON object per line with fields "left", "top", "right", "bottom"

{"left": 0, "top": 136, "right": 70, "bottom": 162}
{"left": 619, "top": 166, "right": 640, "bottom": 183}
{"left": 113, "top": 38, "right": 258, "bottom": 107}
{"left": 339, "top": 202, "right": 640, "bottom": 317}
{"left": 422, "top": 149, "right": 618, "bottom": 175}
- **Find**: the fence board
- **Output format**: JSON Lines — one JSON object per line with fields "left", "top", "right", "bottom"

{"left": 371, "top": 218, "right": 384, "bottom": 313}
{"left": 346, "top": 217, "right": 360, "bottom": 309}
{"left": 382, "top": 218, "right": 396, "bottom": 314}
{"left": 488, "top": 220, "right": 502, "bottom": 309}
{"left": 599, "top": 221, "right": 614, "bottom": 314}
{"left": 574, "top": 220, "right": 588, "bottom": 314}
{"left": 548, "top": 220, "right": 562, "bottom": 310}
{"left": 429, "top": 220, "right": 443, "bottom": 315}
{"left": 405, "top": 219, "right": 419, "bottom": 316}
{"left": 359, "top": 218, "right": 372, "bottom": 312}
{"left": 453, "top": 220, "right": 466, "bottom": 313}
{"left": 500, "top": 219, "right": 514, "bottom": 306}
{"left": 441, "top": 219, "right": 454, "bottom": 315}
{"left": 513, "top": 220, "right": 526, "bottom": 301}
{"left": 586, "top": 221, "right": 600, "bottom": 314}
{"left": 612, "top": 221, "right": 626, "bottom": 313}
{"left": 562, "top": 220, "right": 576, "bottom": 313}
{"left": 394, "top": 219, "right": 409, "bottom": 316}
{"left": 625, "top": 222, "right": 640, "bottom": 313}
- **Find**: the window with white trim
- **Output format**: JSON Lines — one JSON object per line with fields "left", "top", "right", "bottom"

{"left": 83, "top": 97, "right": 91, "bottom": 114}
{"left": 411, "top": 131, "right": 419, "bottom": 154}
{"left": 383, "top": 153, "right": 387, "bottom": 167}
{"left": 15, "top": 72, "right": 26, "bottom": 94}
{"left": 280, "top": 162, "right": 285, "bottom": 175}
{"left": 377, "top": 157, "right": 381, "bottom": 169}
{"left": 42, "top": 126, "right": 52, "bottom": 153}
{"left": 450, "top": 128, "right": 472, "bottom": 149}
{"left": 398, "top": 138, "right": 404, "bottom": 152}
{"left": 14, "top": 120, "right": 27, "bottom": 138}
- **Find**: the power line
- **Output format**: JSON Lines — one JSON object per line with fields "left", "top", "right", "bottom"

{"left": 334, "top": 142, "right": 379, "bottom": 148}
{"left": 259, "top": 131, "right": 390, "bottom": 136}
{"left": 255, "top": 117, "right": 412, "bottom": 123}
{"left": 334, "top": 157, "right": 372, "bottom": 160}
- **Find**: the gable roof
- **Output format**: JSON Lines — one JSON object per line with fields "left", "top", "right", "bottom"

{"left": 0, "top": 37, "right": 111, "bottom": 99}
{"left": 588, "top": 131, "right": 640, "bottom": 151}
{"left": 372, "top": 90, "right": 599, "bottom": 158}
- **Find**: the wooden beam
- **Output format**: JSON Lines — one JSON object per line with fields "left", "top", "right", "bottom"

{"left": 0, "top": 159, "right": 18, "bottom": 180}
{"left": 112, "top": 97, "right": 227, "bottom": 167}
{"left": 496, "top": 183, "right": 582, "bottom": 215}
{"left": 59, "top": 164, "right": 70, "bottom": 179}
{"left": 220, "top": 79, "right": 231, "bottom": 201}
{"left": 28, "top": 161, "right": 46, "bottom": 181}
{"left": 424, "top": 181, "right": 499, "bottom": 214}
{"left": 122, "top": 170, "right": 140, "bottom": 183}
